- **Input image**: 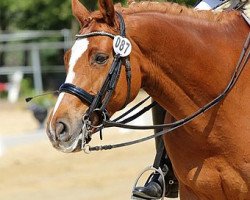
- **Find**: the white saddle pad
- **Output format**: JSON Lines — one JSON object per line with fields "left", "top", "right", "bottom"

{"left": 196, "top": 0, "right": 250, "bottom": 24}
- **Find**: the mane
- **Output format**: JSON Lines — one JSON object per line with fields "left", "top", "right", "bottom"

{"left": 88, "top": 1, "right": 241, "bottom": 29}
{"left": 114, "top": 1, "right": 240, "bottom": 24}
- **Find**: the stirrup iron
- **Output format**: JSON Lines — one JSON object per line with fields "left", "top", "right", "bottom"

{"left": 131, "top": 166, "right": 166, "bottom": 200}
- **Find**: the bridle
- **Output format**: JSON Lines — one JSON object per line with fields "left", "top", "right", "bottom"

{"left": 58, "top": 12, "right": 132, "bottom": 145}
{"left": 59, "top": 12, "right": 131, "bottom": 121}
{"left": 58, "top": 11, "right": 250, "bottom": 153}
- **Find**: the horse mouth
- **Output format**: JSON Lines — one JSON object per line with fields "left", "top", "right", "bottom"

{"left": 46, "top": 110, "right": 105, "bottom": 153}
{"left": 46, "top": 126, "right": 92, "bottom": 153}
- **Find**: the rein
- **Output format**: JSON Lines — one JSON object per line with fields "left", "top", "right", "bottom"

{"left": 57, "top": 11, "right": 249, "bottom": 153}
{"left": 85, "top": 32, "right": 250, "bottom": 153}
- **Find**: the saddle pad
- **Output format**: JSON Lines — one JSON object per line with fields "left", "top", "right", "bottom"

{"left": 215, "top": 0, "right": 250, "bottom": 19}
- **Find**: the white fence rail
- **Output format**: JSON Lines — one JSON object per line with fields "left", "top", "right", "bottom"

{"left": 0, "top": 30, "right": 73, "bottom": 102}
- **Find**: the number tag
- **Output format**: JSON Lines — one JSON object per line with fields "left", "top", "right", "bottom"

{"left": 113, "top": 36, "right": 132, "bottom": 57}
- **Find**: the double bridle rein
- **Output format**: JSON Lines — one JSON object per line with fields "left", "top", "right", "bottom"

{"left": 58, "top": 12, "right": 250, "bottom": 153}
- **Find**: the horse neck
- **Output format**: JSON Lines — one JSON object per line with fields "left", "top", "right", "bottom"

{"left": 126, "top": 11, "right": 248, "bottom": 132}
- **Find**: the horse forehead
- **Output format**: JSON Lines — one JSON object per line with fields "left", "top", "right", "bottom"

{"left": 52, "top": 38, "right": 90, "bottom": 118}
{"left": 65, "top": 38, "right": 89, "bottom": 84}
{"left": 69, "top": 38, "right": 89, "bottom": 69}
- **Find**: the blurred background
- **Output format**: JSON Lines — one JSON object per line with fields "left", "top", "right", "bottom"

{"left": 0, "top": 0, "right": 195, "bottom": 199}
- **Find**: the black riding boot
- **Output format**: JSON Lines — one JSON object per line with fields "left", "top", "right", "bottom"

{"left": 132, "top": 103, "right": 179, "bottom": 199}
{"left": 132, "top": 152, "right": 179, "bottom": 199}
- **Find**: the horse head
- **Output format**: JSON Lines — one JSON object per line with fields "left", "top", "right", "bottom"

{"left": 47, "top": 0, "right": 142, "bottom": 152}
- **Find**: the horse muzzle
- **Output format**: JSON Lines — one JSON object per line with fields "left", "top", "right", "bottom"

{"left": 46, "top": 114, "right": 93, "bottom": 153}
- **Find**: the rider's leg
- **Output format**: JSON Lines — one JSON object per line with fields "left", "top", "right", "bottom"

{"left": 132, "top": 102, "right": 178, "bottom": 199}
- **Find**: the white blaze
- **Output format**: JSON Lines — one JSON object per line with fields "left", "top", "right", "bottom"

{"left": 51, "top": 38, "right": 89, "bottom": 123}
{"left": 66, "top": 38, "right": 89, "bottom": 83}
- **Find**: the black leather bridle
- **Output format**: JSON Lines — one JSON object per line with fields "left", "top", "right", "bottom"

{"left": 23, "top": 6, "right": 249, "bottom": 154}
{"left": 57, "top": 11, "right": 249, "bottom": 153}
{"left": 59, "top": 12, "right": 131, "bottom": 123}
{"left": 82, "top": 31, "right": 249, "bottom": 152}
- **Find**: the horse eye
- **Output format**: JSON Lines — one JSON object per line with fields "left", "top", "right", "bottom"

{"left": 94, "top": 54, "right": 109, "bottom": 65}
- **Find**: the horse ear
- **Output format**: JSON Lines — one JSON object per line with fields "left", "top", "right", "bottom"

{"left": 98, "top": 0, "right": 115, "bottom": 26}
{"left": 72, "top": 0, "right": 90, "bottom": 26}
{"left": 128, "top": 0, "right": 135, "bottom": 5}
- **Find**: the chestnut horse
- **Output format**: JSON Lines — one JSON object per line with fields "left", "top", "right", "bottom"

{"left": 47, "top": 0, "right": 250, "bottom": 199}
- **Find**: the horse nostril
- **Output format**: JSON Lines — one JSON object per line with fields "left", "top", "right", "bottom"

{"left": 56, "top": 121, "right": 70, "bottom": 141}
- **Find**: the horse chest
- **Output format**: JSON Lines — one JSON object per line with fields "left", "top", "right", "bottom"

{"left": 164, "top": 119, "right": 250, "bottom": 199}
{"left": 185, "top": 158, "right": 249, "bottom": 200}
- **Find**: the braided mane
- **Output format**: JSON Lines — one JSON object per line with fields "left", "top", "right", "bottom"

{"left": 87, "top": 1, "right": 241, "bottom": 29}
{"left": 114, "top": 1, "right": 240, "bottom": 23}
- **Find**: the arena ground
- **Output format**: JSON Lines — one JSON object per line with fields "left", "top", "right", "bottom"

{"left": 0, "top": 93, "right": 179, "bottom": 200}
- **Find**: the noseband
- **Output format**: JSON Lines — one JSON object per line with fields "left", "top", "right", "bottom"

{"left": 59, "top": 12, "right": 131, "bottom": 122}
